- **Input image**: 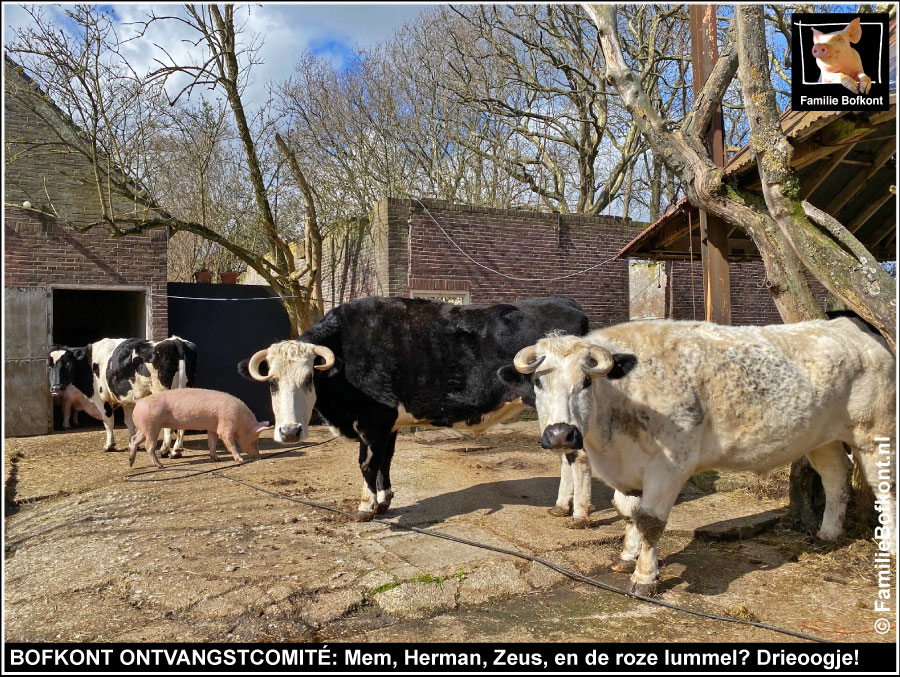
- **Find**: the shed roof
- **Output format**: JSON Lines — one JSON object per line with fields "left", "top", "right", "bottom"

{"left": 619, "top": 19, "right": 897, "bottom": 263}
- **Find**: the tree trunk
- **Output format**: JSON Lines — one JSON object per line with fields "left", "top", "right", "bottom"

{"left": 649, "top": 159, "right": 663, "bottom": 221}
{"left": 734, "top": 6, "right": 896, "bottom": 352}
{"left": 734, "top": 5, "right": 891, "bottom": 532}
{"left": 585, "top": 3, "right": 896, "bottom": 535}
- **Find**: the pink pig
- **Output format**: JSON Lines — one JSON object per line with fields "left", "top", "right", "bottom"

{"left": 811, "top": 17, "right": 872, "bottom": 94}
{"left": 128, "top": 388, "right": 271, "bottom": 468}
{"left": 53, "top": 384, "right": 103, "bottom": 429}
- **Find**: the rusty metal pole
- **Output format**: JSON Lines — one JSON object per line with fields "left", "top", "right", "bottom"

{"left": 689, "top": 4, "right": 731, "bottom": 324}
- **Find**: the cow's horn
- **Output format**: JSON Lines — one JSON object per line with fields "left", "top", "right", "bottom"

{"left": 313, "top": 345, "right": 335, "bottom": 371}
{"left": 248, "top": 349, "right": 271, "bottom": 382}
{"left": 582, "top": 346, "right": 614, "bottom": 376}
{"left": 513, "top": 345, "right": 545, "bottom": 374}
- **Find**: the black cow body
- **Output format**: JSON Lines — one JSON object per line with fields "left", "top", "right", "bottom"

{"left": 240, "top": 295, "right": 589, "bottom": 520}
{"left": 49, "top": 336, "right": 197, "bottom": 452}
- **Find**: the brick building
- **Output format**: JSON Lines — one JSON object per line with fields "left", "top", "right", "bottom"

{"left": 4, "top": 60, "right": 168, "bottom": 436}
{"left": 322, "top": 198, "right": 650, "bottom": 327}
{"left": 321, "top": 197, "right": 803, "bottom": 328}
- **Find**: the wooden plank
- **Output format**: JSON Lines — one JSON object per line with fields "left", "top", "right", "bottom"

{"left": 847, "top": 190, "right": 895, "bottom": 234}
{"left": 869, "top": 214, "right": 897, "bottom": 250}
{"left": 825, "top": 144, "right": 896, "bottom": 216}
{"left": 801, "top": 143, "right": 855, "bottom": 199}
{"left": 700, "top": 211, "right": 731, "bottom": 324}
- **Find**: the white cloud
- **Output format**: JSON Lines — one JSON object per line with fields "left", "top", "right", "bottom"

{"left": 3, "top": 2, "right": 427, "bottom": 109}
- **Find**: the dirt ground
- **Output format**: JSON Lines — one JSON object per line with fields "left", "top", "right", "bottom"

{"left": 4, "top": 420, "right": 894, "bottom": 644}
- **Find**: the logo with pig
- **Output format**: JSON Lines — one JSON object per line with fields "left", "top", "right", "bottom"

{"left": 792, "top": 12, "right": 891, "bottom": 112}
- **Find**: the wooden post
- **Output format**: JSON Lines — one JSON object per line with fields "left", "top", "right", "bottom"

{"left": 700, "top": 213, "right": 732, "bottom": 322}
{"left": 690, "top": 4, "right": 731, "bottom": 325}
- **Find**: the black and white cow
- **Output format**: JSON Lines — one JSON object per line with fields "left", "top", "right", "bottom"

{"left": 49, "top": 336, "right": 198, "bottom": 454}
{"left": 238, "top": 296, "right": 589, "bottom": 521}
{"left": 508, "top": 316, "right": 895, "bottom": 594}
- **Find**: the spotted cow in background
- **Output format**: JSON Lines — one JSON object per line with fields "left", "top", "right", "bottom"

{"left": 49, "top": 336, "right": 198, "bottom": 454}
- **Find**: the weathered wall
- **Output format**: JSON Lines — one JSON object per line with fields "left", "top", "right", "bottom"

{"left": 4, "top": 63, "right": 168, "bottom": 340}
{"left": 4, "top": 62, "right": 168, "bottom": 436}
{"left": 630, "top": 261, "right": 667, "bottom": 320}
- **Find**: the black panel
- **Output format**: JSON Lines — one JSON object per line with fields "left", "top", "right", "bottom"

{"left": 52, "top": 288, "right": 145, "bottom": 346}
{"left": 166, "top": 283, "right": 290, "bottom": 422}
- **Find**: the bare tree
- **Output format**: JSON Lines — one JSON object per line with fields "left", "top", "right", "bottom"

{"left": 5, "top": 5, "right": 323, "bottom": 336}
{"left": 584, "top": 4, "right": 895, "bottom": 350}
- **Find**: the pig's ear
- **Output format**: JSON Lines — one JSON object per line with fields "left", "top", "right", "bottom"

{"left": 254, "top": 422, "right": 274, "bottom": 434}
{"left": 845, "top": 17, "right": 862, "bottom": 43}
{"left": 810, "top": 27, "right": 824, "bottom": 42}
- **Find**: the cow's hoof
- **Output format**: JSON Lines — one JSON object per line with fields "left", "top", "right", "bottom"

{"left": 548, "top": 505, "right": 572, "bottom": 517}
{"left": 815, "top": 528, "right": 839, "bottom": 542}
{"left": 374, "top": 502, "right": 391, "bottom": 515}
{"left": 170, "top": 450, "right": 182, "bottom": 459}
{"left": 610, "top": 558, "right": 636, "bottom": 573}
{"left": 566, "top": 517, "right": 590, "bottom": 530}
{"left": 104, "top": 446, "right": 117, "bottom": 452}
{"left": 628, "top": 580, "right": 658, "bottom": 597}
{"left": 353, "top": 510, "right": 375, "bottom": 522}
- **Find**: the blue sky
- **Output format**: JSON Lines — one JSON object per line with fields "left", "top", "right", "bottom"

{"left": 3, "top": 3, "right": 427, "bottom": 104}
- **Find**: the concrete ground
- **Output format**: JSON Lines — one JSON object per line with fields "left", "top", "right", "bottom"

{"left": 3, "top": 421, "right": 893, "bottom": 643}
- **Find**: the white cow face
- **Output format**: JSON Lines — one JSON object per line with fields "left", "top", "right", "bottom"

{"left": 239, "top": 341, "right": 335, "bottom": 443}
{"left": 513, "top": 337, "right": 613, "bottom": 450}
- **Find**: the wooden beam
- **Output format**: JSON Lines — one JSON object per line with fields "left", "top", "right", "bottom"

{"left": 870, "top": 214, "right": 897, "bottom": 250}
{"left": 700, "top": 212, "right": 731, "bottom": 323}
{"left": 824, "top": 144, "right": 896, "bottom": 215}
{"left": 745, "top": 131, "right": 876, "bottom": 190}
{"left": 801, "top": 143, "right": 855, "bottom": 199}
{"left": 847, "top": 189, "right": 895, "bottom": 234}
{"left": 691, "top": 4, "right": 730, "bottom": 324}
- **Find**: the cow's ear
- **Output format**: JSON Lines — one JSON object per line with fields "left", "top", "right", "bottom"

{"left": 72, "top": 347, "right": 87, "bottom": 360}
{"left": 319, "top": 356, "right": 342, "bottom": 378}
{"left": 497, "top": 365, "right": 536, "bottom": 408}
{"left": 236, "top": 359, "right": 253, "bottom": 381}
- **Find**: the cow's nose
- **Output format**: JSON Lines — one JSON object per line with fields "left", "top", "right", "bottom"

{"left": 50, "top": 384, "right": 62, "bottom": 394}
{"left": 541, "top": 423, "right": 583, "bottom": 449}
{"left": 278, "top": 424, "right": 302, "bottom": 441}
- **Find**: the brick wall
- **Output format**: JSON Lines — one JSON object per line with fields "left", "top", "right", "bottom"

{"left": 4, "top": 62, "right": 167, "bottom": 340}
{"left": 374, "top": 198, "right": 648, "bottom": 329}
{"left": 669, "top": 260, "right": 829, "bottom": 325}
{"left": 321, "top": 198, "right": 832, "bottom": 330}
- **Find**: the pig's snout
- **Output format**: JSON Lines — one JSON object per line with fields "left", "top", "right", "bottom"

{"left": 277, "top": 423, "right": 303, "bottom": 442}
{"left": 812, "top": 44, "right": 828, "bottom": 59}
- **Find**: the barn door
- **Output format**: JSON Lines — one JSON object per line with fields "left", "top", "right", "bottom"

{"left": 4, "top": 287, "right": 51, "bottom": 436}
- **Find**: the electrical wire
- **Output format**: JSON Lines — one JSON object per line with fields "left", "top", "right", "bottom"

{"left": 411, "top": 198, "right": 623, "bottom": 283}
{"left": 125, "top": 443, "right": 832, "bottom": 644}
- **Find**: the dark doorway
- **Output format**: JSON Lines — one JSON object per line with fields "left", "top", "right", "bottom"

{"left": 52, "top": 288, "right": 146, "bottom": 347}
{"left": 167, "top": 283, "right": 291, "bottom": 422}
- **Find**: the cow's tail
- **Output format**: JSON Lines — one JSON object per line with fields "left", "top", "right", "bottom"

{"left": 170, "top": 336, "right": 196, "bottom": 389}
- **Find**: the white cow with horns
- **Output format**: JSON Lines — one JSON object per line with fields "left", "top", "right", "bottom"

{"left": 507, "top": 315, "right": 895, "bottom": 595}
